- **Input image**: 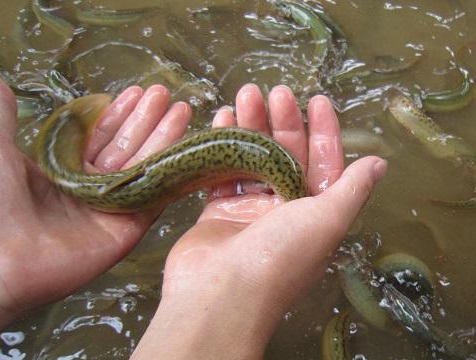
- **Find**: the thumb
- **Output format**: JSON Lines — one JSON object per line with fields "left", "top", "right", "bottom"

{"left": 231, "top": 156, "right": 387, "bottom": 311}
{"left": 317, "top": 155, "right": 387, "bottom": 234}
{"left": 238, "top": 156, "right": 387, "bottom": 287}
{"left": 242, "top": 156, "right": 387, "bottom": 258}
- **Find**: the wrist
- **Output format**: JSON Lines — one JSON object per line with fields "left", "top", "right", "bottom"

{"left": 132, "top": 274, "right": 283, "bottom": 360}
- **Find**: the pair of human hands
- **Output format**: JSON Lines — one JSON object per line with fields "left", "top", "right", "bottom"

{"left": 0, "top": 79, "right": 385, "bottom": 357}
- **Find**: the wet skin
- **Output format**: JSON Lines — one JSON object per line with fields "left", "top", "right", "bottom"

{"left": 0, "top": 79, "right": 386, "bottom": 360}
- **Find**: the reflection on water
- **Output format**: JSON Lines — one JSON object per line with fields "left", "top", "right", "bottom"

{"left": 1, "top": 0, "right": 476, "bottom": 359}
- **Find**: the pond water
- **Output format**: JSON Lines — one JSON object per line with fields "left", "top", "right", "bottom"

{"left": 1, "top": 0, "right": 476, "bottom": 359}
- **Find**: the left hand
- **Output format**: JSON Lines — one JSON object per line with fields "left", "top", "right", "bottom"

{"left": 0, "top": 82, "right": 192, "bottom": 328}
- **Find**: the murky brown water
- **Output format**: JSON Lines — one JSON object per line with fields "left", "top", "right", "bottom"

{"left": 1, "top": 0, "right": 476, "bottom": 359}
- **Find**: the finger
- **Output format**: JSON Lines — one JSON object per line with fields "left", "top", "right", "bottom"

{"left": 209, "top": 106, "right": 238, "bottom": 200}
{"left": 85, "top": 86, "right": 143, "bottom": 163}
{"left": 0, "top": 79, "right": 17, "bottom": 141}
{"left": 307, "top": 95, "right": 344, "bottom": 195}
{"left": 236, "top": 84, "right": 270, "bottom": 135}
{"left": 94, "top": 85, "right": 170, "bottom": 171}
{"left": 122, "top": 102, "right": 192, "bottom": 169}
{"left": 212, "top": 106, "right": 237, "bottom": 128}
{"left": 268, "top": 85, "right": 307, "bottom": 168}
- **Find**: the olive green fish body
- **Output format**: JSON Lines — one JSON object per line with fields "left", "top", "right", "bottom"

{"left": 383, "top": 284, "right": 476, "bottom": 359}
{"left": 389, "top": 94, "right": 474, "bottom": 159}
{"left": 389, "top": 95, "right": 476, "bottom": 209}
{"left": 337, "top": 258, "right": 391, "bottom": 330}
{"left": 275, "top": 1, "right": 331, "bottom": 62}
{"left": 422, "top": 68, "right": 474, "bottom": 113}
{"left": 31, "top": 0, "right": 75, "bottom": 42}
{"left": 138, "top": 62, "right": 218, "bottom": 111}
{"left": 338, "top": 254, "right": 435, "bottom": 328}
{"left": 76, "top": 7, "right": 161, "bottom": 27}
{"left": 16, "top": 96, "right": 42, "bottom": 119}
{"left": 432, "top": 196, "right": 476, "bottom": 209}
{"left": 322, "top": 310, "right": 351, "bottom": 360}
{"left": 71, "top": 41, "right": 218, "bottom": 111}
{"left": 337, "top": 255, "right": 473, "bottom": 359}
{"left": 374, "top": 253, "right": 435, "bottom": 300}
{"left": 329, "top": 56, "right": 419, "bottom": 91}
{"left": 341, "top": 128, "right": 394, "bottom": 157}
{"left": 35, "top": 95, "right": 308, "bottom": 213}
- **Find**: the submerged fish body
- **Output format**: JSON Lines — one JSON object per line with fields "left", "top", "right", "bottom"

{"left": 388, "top": 94, "right": 474, "bottom": 160}
{"left": 382, "top": 284, "right": 476, "bottom": 359}
{"left": 422, "top": 67, "right": 474, "bottom": 113}
{"left": 275, "top": 0, "right": 332, "bottom": 61}
{"left": 322, "top": 310, "right": 351, "bottom": 360}
{"left": 31, "top": 0, "right": 76, "bottom": 43}
{"left": 389, "top": 95, "right": 476, "bottom": 208}
{"left": 332, "top": 254, "right": 475, "bottom": 360}
{"left": 75, "top": 6, "right": 162, "bottom": 27}
{"left": 35, "top": 94, "right": 308, "bottom": 213}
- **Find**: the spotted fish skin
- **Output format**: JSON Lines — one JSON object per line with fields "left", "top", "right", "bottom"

{"left": 389, "top": 94, "right": 476, "bottom": 209}
{"left": 388, "top": 94, "right": 474, "bottom": 160}
{"left": 322, "top": 310, "right": 351, "bottom": 360}
{"left": 35, "top": 94, "right": 309, "bottom": 213}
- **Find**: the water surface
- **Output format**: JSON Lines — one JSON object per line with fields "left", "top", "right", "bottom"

{"left": 1, "top": 0, "right": 476, "bottom": 358}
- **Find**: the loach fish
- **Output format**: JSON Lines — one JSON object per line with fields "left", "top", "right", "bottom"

{"left": 388, "top": 94, "right": 474, "bottom": 160}
{"left": 389, "top": 94, "right": 476, "bottom": 208}
{"left": 35, "top": 94, "right": 308, "bottom": 213}
{"left": 75, "top": 6, "right": 161, "bottom": 27}
{"left": 382, "top": 284, "right": 476, "bottom": 359}
{"left": 274, "top": 0, "right": 332, "bottom": 64}
{"left": 31, "top": 0, "right": 76, "bottom": 43}
{"left": 329, "top": 254, "right": 475, "bottom": 360}
{"left": 322, "top": 310, "right": 351, "bottom": 360}
{"left": 422, "top": 67, "right": 474, "bottom": 113}
{"left": 341, "top": 128, "right": 394, "bottom": 157}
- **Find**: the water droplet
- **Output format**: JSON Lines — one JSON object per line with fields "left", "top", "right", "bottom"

{"left": 158, "top": 224, "right": 171, "bottom": 237}
{"left": 0, "top": 349, "right": 26, "bottom": 359}
{"left": 119, "top": 297, "right": 137, "bottom": 314}
{"left": 436, "top": 272, "right": 451, "bottom": 287}
{"left": 197, "top": 190, "right": 208, "bottom": 200}
{"left": 86, "top": 299, "right": 95, "bottom": 310}
{"left": 373, "top": 126, "right": 383, "bottom": 135}
{"left": 0, "top": 332, "right": 25, "bottom": 346}
{"left": 125, "top": 284, "right": 140, "bottom": 293}
{"left": 142, "top": 27, "right": 153, "bottom": 38}
{"left": 205, "top": 64, "right": 215, "bottom": 74}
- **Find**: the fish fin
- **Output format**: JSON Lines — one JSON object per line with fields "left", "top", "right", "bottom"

{"left": 431, "top": 197, "right": 476, "bottom": 209}
{"left": 99, "top": 169, "right": 145, "bottom": 195}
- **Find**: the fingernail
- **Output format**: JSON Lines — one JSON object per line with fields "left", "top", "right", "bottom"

{"left": 373, "top": 159, "right": 388, "bottom": 182}
{"left": 238, "top": 84, "right": 260, "bottom": 102}
{"left": 219, "top": 105, "right": 235, "bottom": 113}
{"left": 174, "top": 102, "right": 191, "bottom": 116}
{"left": 272, "top": 84, "right": 292, "bottom": 95}
{"left": 271, "top": 85, "right": 294, "bottom": 104}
